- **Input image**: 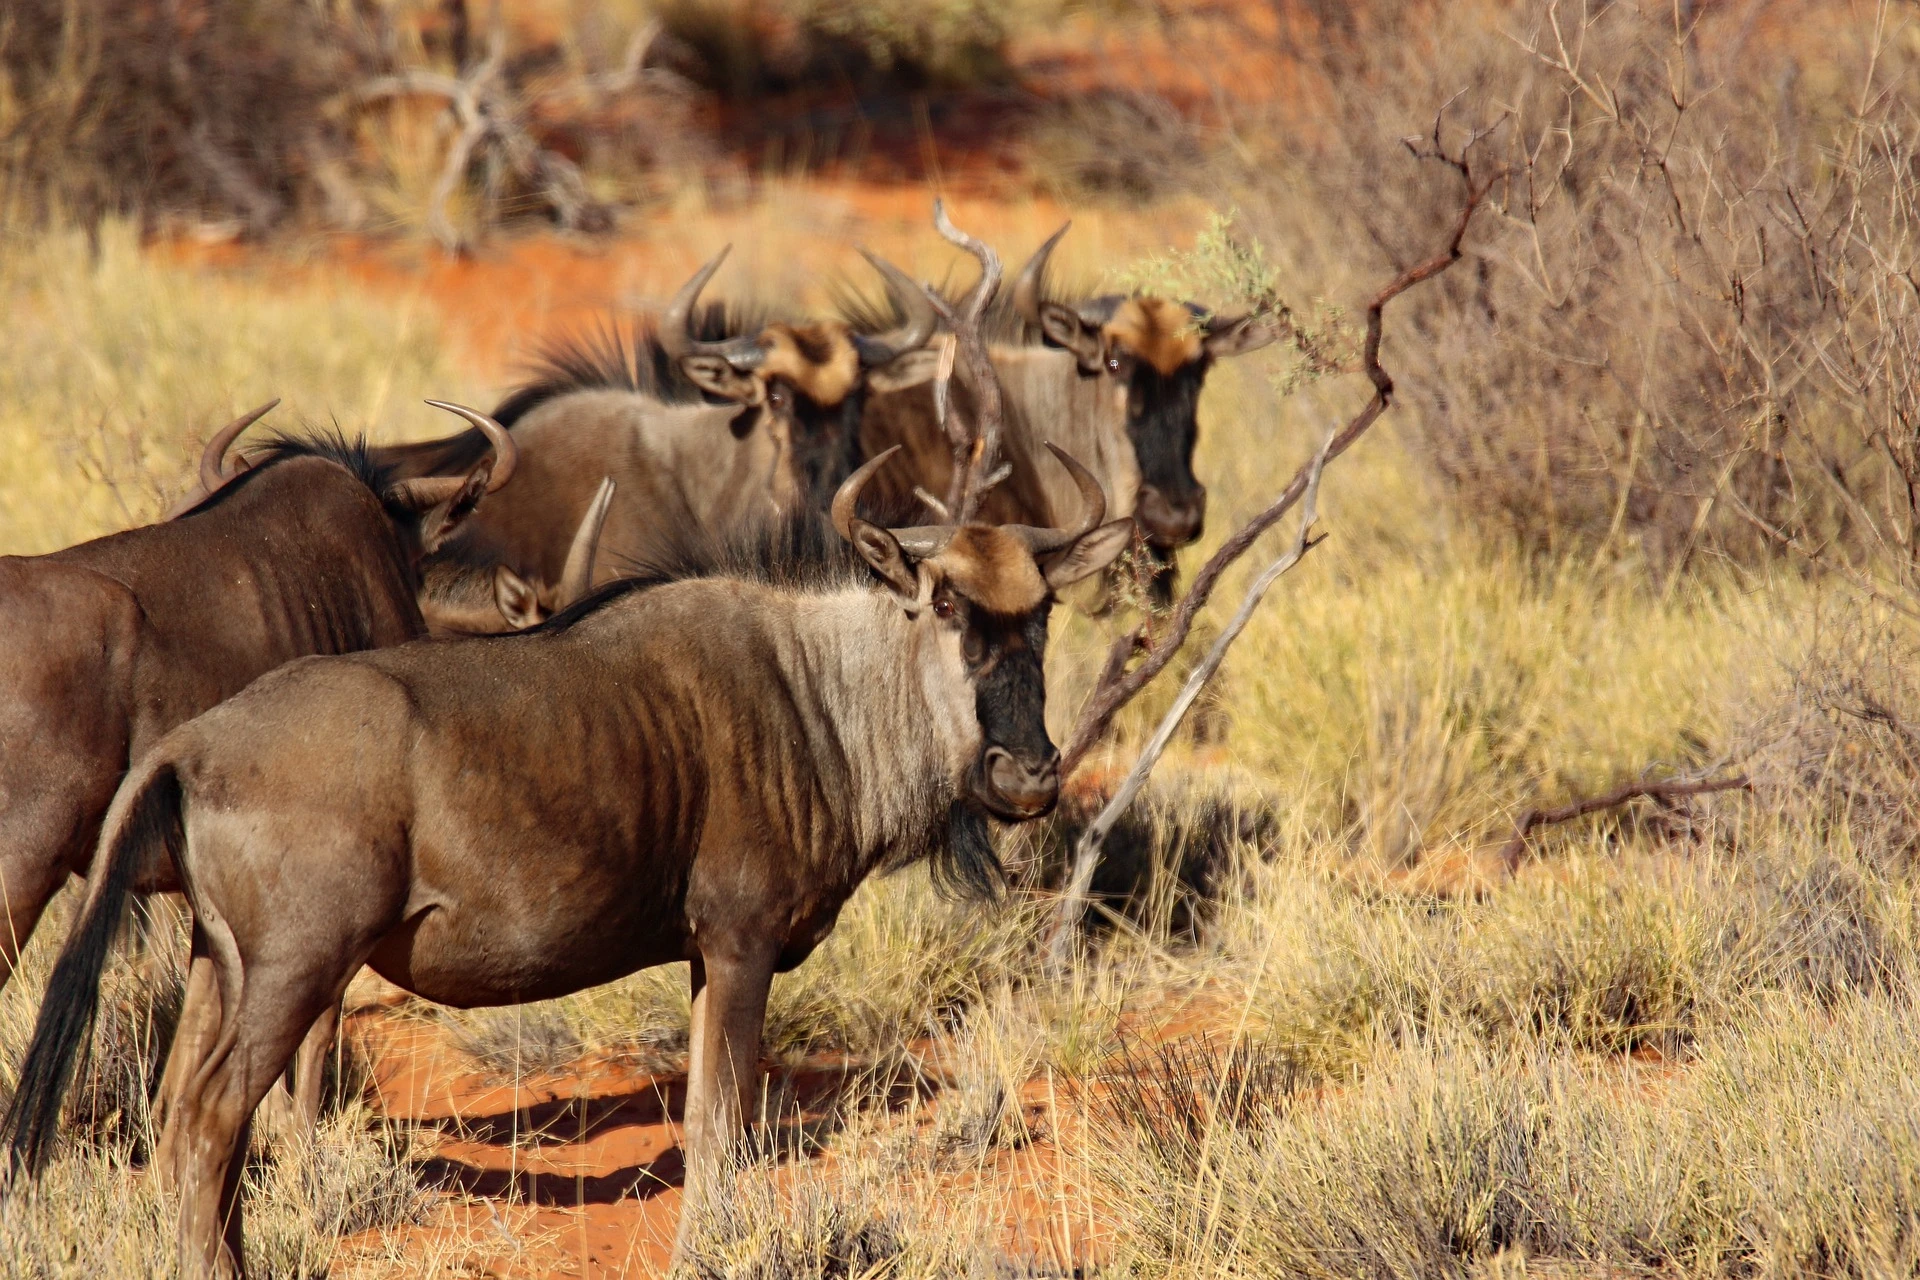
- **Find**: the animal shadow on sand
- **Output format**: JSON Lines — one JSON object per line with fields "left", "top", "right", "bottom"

{"left": 408, "top": 1057, "right": 938, "bottom": 1206}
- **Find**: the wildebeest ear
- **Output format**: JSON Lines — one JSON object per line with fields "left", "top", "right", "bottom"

{"left": 848, "top": 518, "right": 919, "bottom": 598}
{"left": 492, "top": 565, "right": 544, "bottom": 630}
{"left": 394, "top": 463, "right": 492, "bottom": 556}
{"left": 679, "top": 355, "right": 766, "bottom": 406}
{"left": 1203, "top": 311, "right": 1281, "bottom": 359}
{"left": 1038, "top": 302, "right": 1102, "bottom": 370}
{"left": 1043, "top": 517, "right": 1133, "bottom": 589}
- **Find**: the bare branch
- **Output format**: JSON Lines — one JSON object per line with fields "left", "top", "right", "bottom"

{"left": 1043, "top": 426, "right": 1337, "bottom": 971}
{"left": 927, "top": 199, "right": 1007, "bottom": 520}
{"left": 1499, "top": 772, "right": 1751, "bottom": 870}
{"left": 1060, "top": 139, "right": 1500, "bottom": 777}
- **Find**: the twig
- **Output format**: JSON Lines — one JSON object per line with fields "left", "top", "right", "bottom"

{"left": 1059, "top": 137, "right": 1499, "bottom": 778}
{"left": 1043, "top": 427, "right": 1336, "bottom": 971}
{"left": 1498, "top": 773, "right": 1751, "bottom": 870}
{"left": 926, "top": 199, "right": 1006, "bottom": 519}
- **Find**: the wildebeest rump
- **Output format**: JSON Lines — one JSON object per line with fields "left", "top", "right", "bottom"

{"left": 852, "top": 224, "right": 1279, "bottom": 579}
{"left": 0, "top": 447, "right": 1131, "bottom": 1277}
{"left": 357, "top": 249, "right": 936, "bottom": 619}
{"left": 0, "top": 400, "right": 513, "bottom": 986}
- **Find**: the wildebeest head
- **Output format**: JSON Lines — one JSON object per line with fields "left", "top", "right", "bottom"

{"left": 833, "top": 443, "right": 1131, "bottom": 823}
{"left": 1013, "top": 224, "right": 1279, "bottom": 552}
{"left": 419, "top": 476, "right": 614, "bottom": 634}
{"left": 662, "top": 246, "right": 935, "bottom": 511}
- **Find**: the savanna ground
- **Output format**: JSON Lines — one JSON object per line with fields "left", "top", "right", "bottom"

{"left": 4, "top": 0, "right": 1920, "bottom": 1275}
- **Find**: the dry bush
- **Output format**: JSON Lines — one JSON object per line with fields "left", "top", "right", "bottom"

{"left": 1183, "top": 0, "right": 1920, "bottom": 581}
{"left": 1090, "top": 991, "right": 1920, "bottom": 1278}
{"left": 0, "top": 0, "right": 372, "bottom": 235}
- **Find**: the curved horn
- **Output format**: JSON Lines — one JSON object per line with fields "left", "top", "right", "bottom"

{"left": 886, "top": 527, "right": 954, "bottom": 558}
{"left": 851, "top": 249, "right": 939, "bottom": 366}
{"left": 424, "top": 399, "right": 518, "bottom": 494}
{"left": 557, "top": 477, "right": 616, "bottom": 606}
{"left": 199, "top": 399, "right": 279, "bottom": 490}
{"left": 831, "top": 445, "right": 902, "bottom": 542}
{"left": 1011, "top": 222, "right": 1071, "bottom": 327}
{"left": 1008, "top": 442, "right": 1108, "bottom": 553}
{"left": 658, "top": 246, "right": 765, "bottom": 368}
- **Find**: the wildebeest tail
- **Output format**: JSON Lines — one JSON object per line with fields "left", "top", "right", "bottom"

{"left": 0, "top": 762, "right": 182, "bottom": 1182}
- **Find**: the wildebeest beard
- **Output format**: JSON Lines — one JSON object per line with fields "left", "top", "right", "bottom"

{"left": 934, "top": 609, "right": 1057, "bottom": 899}
{"left": 790, "top": 388, "right": 868, "bottom": 514}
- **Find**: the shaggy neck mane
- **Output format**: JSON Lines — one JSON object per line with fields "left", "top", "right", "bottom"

{"left": 783, "top": 589, "right": 959, "bottom": 874}
{"left": 180, "top": 429, "right": 402, "bottom": 521}
{"left": 492, "top": 301, "right": 783, "bottom": 426}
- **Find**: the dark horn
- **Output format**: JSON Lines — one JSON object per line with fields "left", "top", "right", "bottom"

{"left": 424, "top": 400, "right": 518, "bottom": 493}
{"left": 657, "top": 247, "right": 765, "bottom": 368}
{"left": 831, "top": 446, "right": 902, "bottom": 542}
{"left": 1008, "top": 441, "right": 1107, "bottom": 553}
{"left": 199, "top": 399, "right": 279, "bottom": 490}
{"left": 1011, "top": 222, "right": 1071, "bottom": 327}
{"left": 851, "top": 249, "right": 938, "bottom": 366}
{"left": 558, "top": 476, "right": 615, "bottom": 606}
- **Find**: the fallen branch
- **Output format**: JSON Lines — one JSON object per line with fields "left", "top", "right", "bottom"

{"left": 1059, "top": 123, "right": 1501, "bottom": 778}
{"left": 1043, "top": 427, "right": 1336, "bottom": 970}
{"left": 1499, "top": 773, "right": 1751, "bottom": 870}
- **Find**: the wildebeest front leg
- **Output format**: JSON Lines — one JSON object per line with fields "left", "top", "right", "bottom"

{"left": 289, "top": 998, "right": 342, "bottom": 1135}
{"left": 672, "top": 941, "right": 777, "bottom": 1261}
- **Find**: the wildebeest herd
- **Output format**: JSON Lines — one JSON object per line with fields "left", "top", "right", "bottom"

{"left": 0, "top": 225, "right": 1276, "bottom": 1275}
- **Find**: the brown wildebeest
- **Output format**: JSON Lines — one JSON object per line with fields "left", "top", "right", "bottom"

{"left": 0, "top": 446, "right": 1131, "bottom": 1277}
{"left": 299, "top": 248, "right": 937, "bottom": 611}
{"left": 853, "top": 224, "right": 1279, "bottom": 591}
{"left": 0, "top": 398, "right": 513, "bottom": 987}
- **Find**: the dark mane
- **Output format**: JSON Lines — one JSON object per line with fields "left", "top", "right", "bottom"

{"left": 491, "top": 301, "right": 782, "bottom": 427}
{"left": 528, "top": 505, "right": 916, "bottom": 635}
{"left": 180, "top": 428, "right": 402, "bottom": 520}
{"left": 835, "top": 264, "right": 1104, "bottom": 348}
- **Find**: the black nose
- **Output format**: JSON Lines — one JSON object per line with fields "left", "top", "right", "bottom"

{"left": 1136, "top": 484, "right": 1206, "bottom": 546}
{"left": 982, "top": 746, "right": 1061, "bottom": 819}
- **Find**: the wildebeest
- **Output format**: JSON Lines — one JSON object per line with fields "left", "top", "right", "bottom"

{"left": 1, "top": 445, "right": 1130, "bottom": 1277}
{"left": 0, "top": 399, "right": 514, "bottom": 994}
{"left": 350, "top": 248, "right": 937, "bottom": 607}
{"left": 418, "top": 476, "right": 616, "bottom": 633}
{"left": 853, "top": 224, "right": 1279, "bottom": 587}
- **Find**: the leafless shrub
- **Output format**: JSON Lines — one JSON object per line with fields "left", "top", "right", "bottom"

{"left": 1210, "top": 0, "right": 1920, "bottom": 584}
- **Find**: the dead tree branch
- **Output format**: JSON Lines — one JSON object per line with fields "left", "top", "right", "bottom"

{"left": 1499, "top": 773, "right": 1751, "bottom": 870}
{"left": 1059, "top": 130, "right": 1500, "bottom": 778}
{"left": 924, "top": 199, "right": 1008, "bottom": 519}
{"left": 1043, "top": 427, "right": 1336, "bottom": 970}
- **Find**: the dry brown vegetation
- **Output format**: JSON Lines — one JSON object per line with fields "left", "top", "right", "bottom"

{"left": 4, "top": 0, "right": 1920, "bottom": 1276}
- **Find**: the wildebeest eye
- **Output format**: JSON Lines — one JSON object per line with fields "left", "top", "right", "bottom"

{"left": 933, "top": 597, "right": 955, "bottom": 620}
{"left": 767, "top": 385, "right": 790, "bottom": 410}
{"left": 1105, "top": 355, "right": 1123, "bottom": 374}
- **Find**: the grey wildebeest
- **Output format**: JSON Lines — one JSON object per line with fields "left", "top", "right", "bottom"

{"left": 852, "top": 224, "right": 1279, "bottom": 593}
{"left": 328, "top": 248, "right": 937, "bottom": 624}
{"left": 1, "top": 445, "right": 1131, "bottom": 1277}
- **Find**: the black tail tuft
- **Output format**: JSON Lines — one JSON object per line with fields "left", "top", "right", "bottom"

{"left": 0, "top": 765, "right": 180, "bottom": 1183}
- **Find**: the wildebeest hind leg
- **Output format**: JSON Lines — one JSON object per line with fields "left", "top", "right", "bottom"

{"left": 167, "top": 902, "right": 360, "bottom": 1279}
{"left": 153, "top": 929, "right": 220, "bottom": 1189}
{"left": 288, "top": 997, "right": 342, "bottom": 1137}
